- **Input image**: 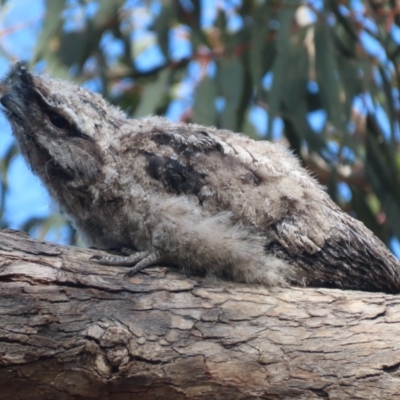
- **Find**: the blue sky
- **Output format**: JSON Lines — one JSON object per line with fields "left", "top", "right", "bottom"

{"left": 0, "top": 0, "right": 50, "bottom": 231}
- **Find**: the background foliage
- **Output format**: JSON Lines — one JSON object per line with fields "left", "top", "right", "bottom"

{"left": 1, "top": 0, "right": 400, "bottom": 255}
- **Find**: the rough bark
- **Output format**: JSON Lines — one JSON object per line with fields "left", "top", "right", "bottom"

{"left": 0, "top": 229, "right": 399, "bottom": 399}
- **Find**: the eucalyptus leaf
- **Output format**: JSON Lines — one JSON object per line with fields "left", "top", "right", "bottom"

{"left": 218, "top": 57, "right": 244, "bottom": 130}
{"left": 134, "top": 69, "right": 171, "bottom": 118}
{"left": 193, "top": 76, "right": 217, "bottom": 126}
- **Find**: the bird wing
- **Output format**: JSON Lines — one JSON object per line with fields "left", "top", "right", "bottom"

{"left": 124, "top": 118, "right": 330, "bottom": 249}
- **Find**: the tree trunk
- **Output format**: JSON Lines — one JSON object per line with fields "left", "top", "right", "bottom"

{"left": 0, "top": 229, "right": 399, "bottom": 399}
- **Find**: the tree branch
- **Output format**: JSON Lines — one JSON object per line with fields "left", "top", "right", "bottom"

{"left": 0, "top": 229, "right": 399, "bottom": 399}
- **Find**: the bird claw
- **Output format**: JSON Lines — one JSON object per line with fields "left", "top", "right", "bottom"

{"left": 90, "top": 250, "right": 165, "bottom": 277}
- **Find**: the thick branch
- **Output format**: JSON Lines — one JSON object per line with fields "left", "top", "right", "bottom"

{"left": 0, "top": 229, "right": 399, "bottom": 399}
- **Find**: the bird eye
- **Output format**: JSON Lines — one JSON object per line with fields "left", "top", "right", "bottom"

{"left": 48, "top": 111, "right": 70, "bottom": 130}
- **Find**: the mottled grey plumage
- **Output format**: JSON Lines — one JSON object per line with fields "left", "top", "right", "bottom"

{"left": 1, "top": 62, "right": 400, "bottom": 293}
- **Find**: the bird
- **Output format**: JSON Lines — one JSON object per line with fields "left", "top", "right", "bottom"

{"left": 1, "top": 62, "right": 400, "bottom": 293}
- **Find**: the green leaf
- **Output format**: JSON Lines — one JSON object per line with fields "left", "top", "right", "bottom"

{"left": 134, "top": 69, "right": 171, "bottom": 118}
{"left": 32, "top": 0, "right": 66, "bottom": 72}
{"left": 249, "top": 2, "right": 275, "bottom": 94}
{"left": 193, "top": 76, "right": 217, "bottom": 126}
{"left": 152, "top": 1, "right": 175, "bottom": 60}
{"left": 267, "top": 4, "right": 294, "bottom": 138}
{"left": 34, "top": 0, "right": 124, "bottom": 76}
{"left": 218, "top": 57, "right": 244, "bottom": 130}
{"left": 378, "top": 66, "right": 397, "bottom": 147}
{"left": 315, "top": 22, "right": 347, "bottom": 132}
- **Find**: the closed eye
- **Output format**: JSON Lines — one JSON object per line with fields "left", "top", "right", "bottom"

{"left": 48, "top": 111, "right": 70, "bottom": 130}
{"left": 46, "top": 111, "right": 91, "bottom": 140}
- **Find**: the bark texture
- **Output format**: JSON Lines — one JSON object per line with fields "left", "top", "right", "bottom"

{"left": 0, "top": 229, "right": 399, "bottom": 399}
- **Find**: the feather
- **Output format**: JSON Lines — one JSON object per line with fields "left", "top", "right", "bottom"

{"left": 1, "top": 62, "right": 399, "bottom": 293}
